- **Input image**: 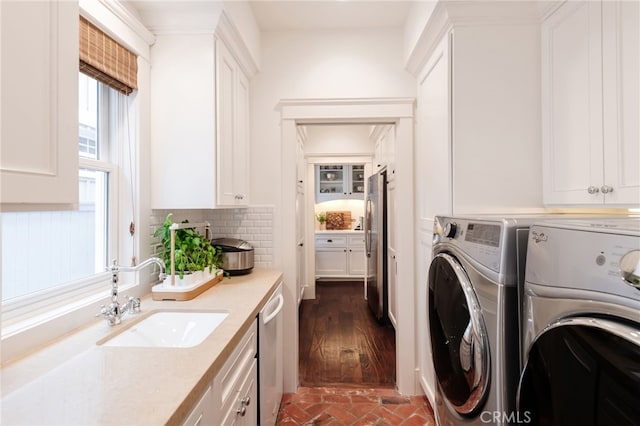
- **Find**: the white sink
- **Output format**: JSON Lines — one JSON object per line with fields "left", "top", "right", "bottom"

{"left": 101, "top": 311, "right": 229, "bottom": 348}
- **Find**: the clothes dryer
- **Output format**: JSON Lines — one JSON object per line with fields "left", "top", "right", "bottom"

{"left": 518, "top": 218, "right": 640, "bottom": 425}
{"left": 429, "top": 216, "right": 537, "bottom": 425}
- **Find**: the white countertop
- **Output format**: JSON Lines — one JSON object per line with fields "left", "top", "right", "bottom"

{"left": 0, "top": 268, "right": 282, "bottom": 425}
{"left": 315, "top": 230, "right": 363, "bottom": 234}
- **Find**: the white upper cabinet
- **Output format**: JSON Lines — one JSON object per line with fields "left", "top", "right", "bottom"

{"left": 315, "top": 164, "right": 366, "bottom": 202}
{"left": 1, "top": 1, "right": 79, "bottom": 208}
{"left": 150, "top": 21, "right": 253, "bottom": 209}
{"left": 543, "top": 0, "right": 639, "bottom": 206}
{"left": 216, "top": 38, "right": 250, "bottom": 206}
{"left": 414, "top": 12, "right": 542, "bottom": 218}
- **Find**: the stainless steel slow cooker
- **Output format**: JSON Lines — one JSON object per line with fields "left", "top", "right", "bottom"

{"left": 210, "top": 238, "right": 254, "bottom": 275}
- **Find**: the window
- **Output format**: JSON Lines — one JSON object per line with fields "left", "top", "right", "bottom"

{"left": 2, "top": 73, "right": 116, "bottom": 304}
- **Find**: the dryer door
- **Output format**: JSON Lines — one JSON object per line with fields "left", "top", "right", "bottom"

{"left": 518, "top": 317, "right": 640, "bottom": 425}
{"left": 428, "top": 253, "right": 490, "bottom": 416}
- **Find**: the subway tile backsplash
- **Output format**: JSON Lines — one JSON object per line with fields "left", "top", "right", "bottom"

{"left": 150, "top": 206, "right": 274, "bottom": 268}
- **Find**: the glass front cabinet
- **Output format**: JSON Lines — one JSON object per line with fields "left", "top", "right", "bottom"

{"left": 316, "top": 164, "right": 365, "bottom": 202}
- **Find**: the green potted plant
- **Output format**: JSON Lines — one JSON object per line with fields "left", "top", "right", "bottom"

{"left": 154, "top": 213, "right": 223, "bottom": 283}
{"left": 316, "top": 211, "right": 327, "bottom": 230}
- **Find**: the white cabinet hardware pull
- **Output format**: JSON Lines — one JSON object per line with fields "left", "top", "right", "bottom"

{"left": 587, "top": 186, "right": 600, "bottom": 194}
{"left": 601, "top": 185, "right": 614, "bottom": 194}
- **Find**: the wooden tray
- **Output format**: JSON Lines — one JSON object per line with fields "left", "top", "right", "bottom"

{"left": 151, "top": 272, "right": 224, "bottom": 301}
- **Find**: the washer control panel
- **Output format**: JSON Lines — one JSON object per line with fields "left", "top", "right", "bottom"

{"left": 434, "top": 217, "right": 503, "bottom": 273}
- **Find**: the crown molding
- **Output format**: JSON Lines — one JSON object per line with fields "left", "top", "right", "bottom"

{"left": 215, "top": 11, "right": 259, "bottom": 78}
{"left": 406, "top": 0, "right": 549, "bottom": 76}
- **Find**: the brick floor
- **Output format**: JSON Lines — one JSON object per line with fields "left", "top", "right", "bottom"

{"left": 276, "top": 387, "right": 436, "bottom": 425}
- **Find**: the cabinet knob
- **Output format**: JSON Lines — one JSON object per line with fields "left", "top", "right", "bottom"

{"left": 241, "top": 396, "right": 251, "bottom": 406}
{"left": 587, "top": 186, "right": 600, "bottom": 194}
{"left": 601, "top": 185, "right": 614, "bottom": 194}
{"left": 236, "top": 406, "right": 247, "bottom": 416}
{"left": 327, "top": 239, "right": 333, "bottom": 243}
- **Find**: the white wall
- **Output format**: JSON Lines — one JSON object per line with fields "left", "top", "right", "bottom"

{"left": 250, "top": 28, "right": 416, "bottom": 394}
{"left": 251, "top": 28, "right": 415, "bottom": 206}
{"left": 304, "top": 124, "right": 374, "bottom": 156}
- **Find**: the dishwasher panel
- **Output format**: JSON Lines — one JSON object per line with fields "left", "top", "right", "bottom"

{"left": 259, "top": 282, "right": 283, "bottom": 426}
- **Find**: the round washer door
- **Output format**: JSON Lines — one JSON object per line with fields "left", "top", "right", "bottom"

{"left": 428, "top": 253, "right": 490, "bottom": 416}
{"left": 518, "top": 317, "right": 640, "bottom": 425}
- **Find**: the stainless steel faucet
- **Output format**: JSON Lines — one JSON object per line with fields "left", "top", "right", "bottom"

{"left": 96, "top": 257, "right": 167, "bottom": 326}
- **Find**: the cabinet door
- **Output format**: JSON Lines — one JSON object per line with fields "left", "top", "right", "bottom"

{"left": 220, "top": 359, "right": 257, "bottom": 426}
{"left": 347, "top": 248, "right": 365, "bottom": 276}
{"left": 233, "top": 69, "right": 250, "bottom": 204}
{"left": 348, "top": 165, "right": 366, "bottom": 199}
{"left": 216, "top": 40, "right": 248, "bottom": 205}
{"left": 542, "top": 1, "right": 605, "bottom": 205}
{"left": 602, "top": 0, "right": 640, "bottom": 205}
{"left": 150, "top": 34, "right": 217, "bottom": 209}
{"left": 418, "top": 35, "right": 451, "bottom": 220}
{"left": 315, "top": 248, "right": 348, "bottom": 277}
{"left": 316, "top": 165, "right": 346, "bottom": 201}
{"left": 1, "top": 1, "right": 78, "bottom": 206}
{"left": 182, "top": 385, "right": 214, "bottom": 426}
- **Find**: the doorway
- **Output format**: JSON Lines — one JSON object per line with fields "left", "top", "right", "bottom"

{"left": 297, "top": 123, "right": 395, "bottom": 387}
{"left": 277, "top": 98, "right": 415, "bottom": 395}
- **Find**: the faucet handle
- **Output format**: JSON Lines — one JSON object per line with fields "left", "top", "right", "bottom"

{"left": 96, "top": 304, "right": 108, "bottom": 317}
{"left": 126, "top": 296, "right": 141, "bottom": 313}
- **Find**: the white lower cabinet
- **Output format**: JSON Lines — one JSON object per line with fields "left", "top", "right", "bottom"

{"left": 182, "top": 385, "right": 215, "bottom": 426}
{"left": 315, "top": 233, "right": 365, "bottom": 279}
{"left": 215, "top": 320, "right": 258, "bottom": 425}
{"left": 219, "top": 360, "right": 257, "bottom": 426}
{"left": 182, "top": 320, "right": 257, "bottom": 426}
{"left": 316, "top": 248, "right": 349, "bottom": 276}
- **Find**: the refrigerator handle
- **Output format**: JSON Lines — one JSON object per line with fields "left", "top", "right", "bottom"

{"left": 365, "top": 199, "right": 372, "bottom": 256}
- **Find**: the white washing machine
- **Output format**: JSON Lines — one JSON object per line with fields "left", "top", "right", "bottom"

{"left": 429, "top": 216, "right": 537, "bottom": 425}
{"left": 518, "top": 218, "right": 640, "bottom": 425}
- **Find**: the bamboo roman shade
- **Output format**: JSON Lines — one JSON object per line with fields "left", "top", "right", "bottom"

{"left": 79, "top": 16, "right": 137, "bottom": 95}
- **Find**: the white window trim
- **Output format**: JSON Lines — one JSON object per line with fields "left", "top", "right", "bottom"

{"left": 0, "top": 84, "right": 140, "bottom": 365}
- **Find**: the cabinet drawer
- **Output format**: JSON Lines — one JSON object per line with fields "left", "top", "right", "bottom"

{"left": 348, "top": 235, "right": 365, "bottom": 247}
{"left": 220, "top": 359, "right": 257, "bottom": 426}
{"left": 216, "top": 320, "right": 257, "bottom": 410}
{"left": 315, "top": 235, "right": 347, "bottom": 248}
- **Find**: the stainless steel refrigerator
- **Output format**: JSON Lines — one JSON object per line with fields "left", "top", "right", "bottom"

{"left": 365, "top": 169, "right": 388, "bottom": 322}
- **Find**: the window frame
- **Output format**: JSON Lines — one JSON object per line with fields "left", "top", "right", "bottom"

{"left": 0, "top": 80, "right": 129, "bottom": 363}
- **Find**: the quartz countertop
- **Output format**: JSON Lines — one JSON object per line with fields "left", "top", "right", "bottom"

{"left": 315, "top": 230, "right": 363, "bottom": 234}
{"left": 0, "top": 268, "right": 283, "bottom": 425}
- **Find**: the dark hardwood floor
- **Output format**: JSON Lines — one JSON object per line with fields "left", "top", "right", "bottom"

{"left": 298, "top": 280, "right": 396, "bottom": 388}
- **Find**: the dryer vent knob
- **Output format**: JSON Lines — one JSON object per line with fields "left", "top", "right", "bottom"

{"left": 444, "top": 222, "right": 458, "bottom": 239}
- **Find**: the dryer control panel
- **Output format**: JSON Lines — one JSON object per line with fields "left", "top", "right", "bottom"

{"left": 525, "top": 221, "right": 640, "bottom": 304}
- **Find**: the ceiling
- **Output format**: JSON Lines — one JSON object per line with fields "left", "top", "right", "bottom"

{"left": 248, "top": 1, "right": 415, "bottom": 31}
